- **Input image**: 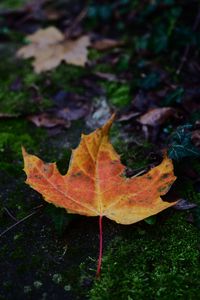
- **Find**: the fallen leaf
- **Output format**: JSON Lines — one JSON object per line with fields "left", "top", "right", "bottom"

{"left": 27, "top": 113, "right": 70, "bottom": 128}
{"left": 92, "top": 38, "right": 124, "bottom": 50}
{"left": 138, "top": 107, "right": 176, "bottom": 126}
{"left": 94, "top": 72, "right": 119, "bottom": 82}
{"left": 27, "top": 104, "right": 89, "bottom": 128}
{"left": 23, "top": 116, "right": 176, "bottom": 222}
{"left": 57, "top": 107, "right": 88, "bottom": 121}
{"left": 22, "top": 115, "right": 176, "bottom": 275}
{"left": 17, "top": 26, "right": 90, "bottom": 73}
{"left": 174, "top": 199, "right": 197, "bottom": 210}
{"left": 44, "top": 8, "right": 62, "bottom": 20}
{"left": 118, "top": 111, "right": 140, "bottom": 122}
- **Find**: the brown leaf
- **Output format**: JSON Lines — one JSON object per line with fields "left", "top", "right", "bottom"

{"left": 92, "top": 38, "right": 124, "bottom": 51}
{"left": 56, "top": 107, "right": 88, "bottom": 121}
{"left": 138, "top": 107, "right": 176, "bottom": 126}
{"left": 17, "top": 27, "right": 90, "bottom": 73}
{"left": 27, "top": 113, "right": 70, "bottom": 128}
{"left": 27, "top": 104, "right": 88, "bottom": 128}
{"left": 118, "top": 111, "right": 140, "bottom": 122}
{"left": 174, "top": 199, "right": 197, "bottom": 210}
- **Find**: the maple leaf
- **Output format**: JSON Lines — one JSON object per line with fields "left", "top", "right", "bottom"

{"left": 22, "top": 115, "right": 177, "bottom": 275}
{"left": 17, "top": 27, "right": 90, "bottom": 73}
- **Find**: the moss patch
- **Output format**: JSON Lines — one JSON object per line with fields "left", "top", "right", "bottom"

{"left": 89, "top": 213, "right": 200, "bottom": 300}
{"left": 102, "top": 81, "right": 131, "bottom": 108}
{"left": 0, "top": 0, "right": 28, "bottom": 9}
{"left": 0, "top": 49, "right": 86, "bottom": 114}
{"left": 0, "top": 120, "right": 43, "bottom": 179}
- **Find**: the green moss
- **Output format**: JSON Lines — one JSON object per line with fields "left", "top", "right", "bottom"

{"left": 0, "top": 0, "right": 28, "bottom": 9}
{"left": 102, "top": 81, "right": 131, "bottom": 108}
{"left": 0, "top": 52, "right": 86, "bottom": 114}
{"left": 49, "top": 64, "right": 87, "bottom": 94}
{"left": 179, "top": 180, "right": 200, "bottom": 204}
{"left": 0, "top": 58, "right": 52, "bottom": 114}
{"left": 88, "top": 49, "right": 104, "bottom": 61}
{"left": 89, "top": 214, "right": 200, "bottom": 300}
{"left": 110, "top": 123, "right": 153, "bottom": 171}
{"left": 90, "top": 49, "right": 130, "bottom": 74}
{"left": 0, "top": 132, "right": 34, "bottom": 156}
{"left": 0, "top": 119, "right": 45, "bottom": 172}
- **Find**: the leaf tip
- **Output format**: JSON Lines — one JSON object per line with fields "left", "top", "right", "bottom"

{"left": 21, "top": 146, "right": 27, "bottom": 157}
{"left": 102, "top": 113, "right": 116, "bottom": 135}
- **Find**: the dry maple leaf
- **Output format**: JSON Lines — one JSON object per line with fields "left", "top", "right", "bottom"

{"left": 17, "top": 26, "right": 90, "bottom": 73}
{"left": 22, "top": 115, "right": 177, "bottom": 275}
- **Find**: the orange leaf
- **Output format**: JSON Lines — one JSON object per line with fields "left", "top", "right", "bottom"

{"left": 22, "top": 115, "right": 176, "bottom": 224}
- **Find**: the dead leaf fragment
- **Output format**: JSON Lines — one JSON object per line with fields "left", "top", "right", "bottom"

{"left": 138, "top": 107, "right": 176, "bottom": 126}
{"left": 27, "top": 105, "right": 88, "bottom": 128}
{"left": 95, "top": 72, "right": 119, "bottom": 82}
{"left": 174, "top": 199, "right": 197, "bottom": 210}
{"left": 26, "top": 27, "right": 64, "bottom": 46}
{"left": 118, "top": 111, "right": 140, "bottom": 122}
{"left": 27, "top": 113, "right": 70, "bottom": 128}
{"left": 92, "top": 38, "right": 124, "bottom": 50}
{"left": 22, "top": 115, "right": 177, "bottom": 225}
{"left": 17, "top": 26, "right": 90, "bottom": 73}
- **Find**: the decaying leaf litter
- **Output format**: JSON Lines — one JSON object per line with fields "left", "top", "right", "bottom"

{"left": 0, "top": 0, "right": 200, "bottom": 299}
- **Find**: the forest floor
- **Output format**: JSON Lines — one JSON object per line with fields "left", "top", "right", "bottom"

{"left": 0, "top": 1, "right": 200, "bottom": 299}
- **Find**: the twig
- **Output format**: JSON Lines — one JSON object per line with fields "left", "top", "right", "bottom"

{"left": 65, "top": 5, "right": 88, "bottom": 39}
{"left": 176, "top": 5, "right": 200, "bottom": 74}
{"left": 3, "top": 207, "right": 18, "bottom": 222}
{"left": 0, "top": 206, "right": 42, "bottom": 238}
{"left": 61, "top": 244, "right": 68, "bottom": 257}
{"left": 15, "top": 0, "right": 45, "bottom": 25}
{"left": 132, "top": 169, "right": 146, "bottom": 178}
{"left": 0, "top": 113, "right": 20, "bottom": 119}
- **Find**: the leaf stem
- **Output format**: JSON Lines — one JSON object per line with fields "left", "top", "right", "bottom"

{"left": 96, "top": 215, "right": 103, "bottom": 277}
